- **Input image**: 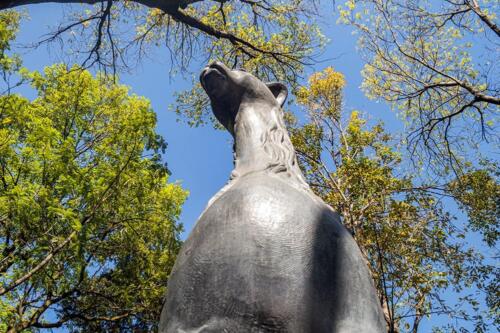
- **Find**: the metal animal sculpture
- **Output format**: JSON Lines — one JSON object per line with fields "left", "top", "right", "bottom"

{"left": 159, "top": 62, "right": 385, "bottom": 332}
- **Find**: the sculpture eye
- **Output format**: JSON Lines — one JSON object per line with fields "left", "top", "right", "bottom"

{"left": 240, "top": 68, "right": 248, "bottom": 72}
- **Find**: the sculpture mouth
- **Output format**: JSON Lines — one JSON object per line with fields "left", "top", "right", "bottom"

{"left": 200, "top": 62, "right": 228, "bottom": 95}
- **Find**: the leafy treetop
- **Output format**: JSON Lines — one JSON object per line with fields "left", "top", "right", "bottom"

{"left": 0, "top": 12, "right": 187, "bottom": 332}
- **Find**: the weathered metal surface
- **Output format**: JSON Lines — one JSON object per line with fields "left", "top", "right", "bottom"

{"left": 159, "top": 62, "right": 385, "bottom": 332}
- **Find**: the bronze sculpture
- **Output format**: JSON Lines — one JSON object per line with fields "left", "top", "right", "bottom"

{"left": 159, "top": 62, "right": 385, "bottom": 332}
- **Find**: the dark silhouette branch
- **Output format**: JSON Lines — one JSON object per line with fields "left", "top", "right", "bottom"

{"left": 0, "top": 0, "right": 201, "bottom": 11}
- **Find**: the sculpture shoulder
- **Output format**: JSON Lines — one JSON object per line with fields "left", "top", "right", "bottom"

{"left": 184, "top": 173, "right": 347, "bottom": 268}
{"left": 217, "top": 174, "right": 310, "bottom": 207}
{"left": 202, "top": 173, "right": 340, "bottom": 228}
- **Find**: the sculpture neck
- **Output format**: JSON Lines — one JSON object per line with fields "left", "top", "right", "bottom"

{"left": 231, "top": 102, "right": 271, "bottom": 177}
{"left": 230, "top": 102, "right": 309, "bottom": 192}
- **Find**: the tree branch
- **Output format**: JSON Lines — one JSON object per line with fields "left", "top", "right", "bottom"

{"left": 0, "top": 230, "right": 77, "bottom": 296}
{"left": 0, "top": 0, "right": 201, "bottom": 11}
{"left": 467, "top": 0, "right": 500, "bottom": 37}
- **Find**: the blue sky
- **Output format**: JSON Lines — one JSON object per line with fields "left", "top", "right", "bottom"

{"left": 11, "top": 2, "right": 490, "bottom": 332}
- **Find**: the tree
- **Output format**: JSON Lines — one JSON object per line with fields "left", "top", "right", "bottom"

{"left": 337, "top": 0, "right": 499, "bottom": 172}
{"left": 0, "top": 12, "right": 187, "bottom": 332}
{"left": 0, "top": 0, "right": 323, "bottom": 80}
{"left": 287, "top": 67, "right": 498, "bottom": 332}
{"left": 0, "top": 0, "right": 325, "bottom": 129}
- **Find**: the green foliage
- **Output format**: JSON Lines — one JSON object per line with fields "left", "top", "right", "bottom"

{"left": 0, "top": 11, "right": 21, "bottom": 74}
{"left": 288, "top": 67, "right": 498, "bottom": 332}
{"left": 337, "top": 0, "right": 499, "bottom": 171}
{"left": 0, "top": 13, "right": 187, "bottom": 332}
{"left": 448, "top": 161, "right": 499, "bottom": 247}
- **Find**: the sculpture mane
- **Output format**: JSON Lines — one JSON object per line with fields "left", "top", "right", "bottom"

{"left": 230, "top": 103, "right": 310, "bottom": 190}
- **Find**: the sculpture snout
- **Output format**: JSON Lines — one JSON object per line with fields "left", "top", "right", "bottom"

{"left": 200, "top": 61, "right": 230, "bottom": 95}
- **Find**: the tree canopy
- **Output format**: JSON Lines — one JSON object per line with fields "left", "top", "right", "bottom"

{"left": 1, "top": 0, "right": 323, "bottom": 80}
{"left": 337, "top": 0, "right": 499, "bottom": 172}
{"left": 0, "top": 12, "right": 187, "bottom": 332}
{"left": 1, "top": 0, "right": 325, "bottom": 129}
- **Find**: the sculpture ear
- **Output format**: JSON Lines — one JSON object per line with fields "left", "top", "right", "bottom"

{"left": 266, "top": 82, "right": 288, "bottom": 107}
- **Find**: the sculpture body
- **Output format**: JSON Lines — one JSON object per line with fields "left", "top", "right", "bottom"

{"left": 159, "top": 62, "right": 385, "bottom": 332}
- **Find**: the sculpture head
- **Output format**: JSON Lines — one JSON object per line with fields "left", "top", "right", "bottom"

{"left": 200, "top": 61, "right": 288, "bottom": 134}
